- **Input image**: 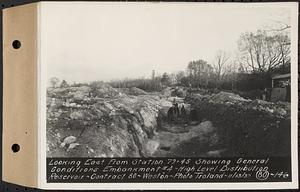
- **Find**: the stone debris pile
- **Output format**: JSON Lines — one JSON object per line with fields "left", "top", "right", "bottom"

{"left": 47, "top": 83, "right": 172, "bottom": 158}
{"left": 186, "top": 91, "right": 290, "bottom": 156}
{"left": 116, "top": 87, "right": 148, "bottom": 96}
{"left": 210, "top": 91, "right": 250, "bottom": 104}
{"left": 188, "top": 91, "right": 289, "bottom": 119}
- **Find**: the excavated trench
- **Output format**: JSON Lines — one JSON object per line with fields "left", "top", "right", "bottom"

{"left": 149, "top": 101, "right": 226, "bottom": 158}
{"left": 149, "top": 94, "right": 290, "bottom": 158}
{"left": 152, "top": 120, "right": 225, "bottom": 157}
{"left": 47, "top": 86, "right": 290, "bottom": 158}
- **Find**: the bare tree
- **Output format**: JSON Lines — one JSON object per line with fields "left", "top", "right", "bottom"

{"left": 266, "top": 20, "right": 291, "bottom": 32}
{"left": 50, "top": 77, "right": 60, "bottom": 88}
{"left": 161, "top": 72, "right": 171, "bottom": 86}
{"left": 187, "top": 59, "right": 214, "bottom": 87}
{"left": 60, "top": 80, "right": 69, "bottom": 88}
{"left": 175, "top": 71, "right": 185, "bottom": 85}
{"left": 238, "top": 30, "right": 290, "bottom": 73}
{"left": 270, "top": 24, "right": 291, "bottom": 32}
{"left": 213, "top": 50, "right": 230, "bottom": 85}
{"left": 169, "top": 71, "right": 186, "bottom": 85}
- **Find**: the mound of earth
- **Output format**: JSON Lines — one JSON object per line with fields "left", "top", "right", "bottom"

{"left": 116, "top": 87, "right": 148, "bottom": 96}
{"left": 186, "top": 92, "right": 291, "bottom": 156}
{"left": 90, "top": 82, "right": 122, "bottom": 98}
{"left": 211, "top": 91, "right": 250, "bottom": 104}
{"left": 47, "top": 83, "right": 290, "bottom": 158}
{"left": 161, "top": 87, "right": 187, "bottom": 97}
{"left": 47, "top": 83, "right": 172, "bottom": 158}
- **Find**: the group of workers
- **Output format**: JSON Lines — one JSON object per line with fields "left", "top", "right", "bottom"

{"left": 167, "top": 100, "right": 187, "bottom": 124}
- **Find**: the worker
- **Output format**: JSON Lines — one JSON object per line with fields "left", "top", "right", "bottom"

{"left": 262, "top": 88, "right": 267, "bottom": 101}
{"left": 180, "top": 105, "right": 188, "bottom": 123}
{"left": 181, "top": 105, "right": 186, "bottom": 117}
{"left": 167, "top": 106, "right": 175, "bottom": 123}
{"left": 174, "top": 103, "right": 180, "bottom": 118}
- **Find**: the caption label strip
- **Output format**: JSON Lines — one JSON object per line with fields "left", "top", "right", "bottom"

{"left": 47, "top": 157, "right": 291, "bottom": 183}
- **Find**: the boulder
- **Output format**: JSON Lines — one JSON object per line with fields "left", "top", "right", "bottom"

{"left": 61, "top": 136, "right": 77, "bottom": 147}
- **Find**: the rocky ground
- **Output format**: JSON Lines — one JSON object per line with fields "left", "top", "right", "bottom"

{"left": 47, "top": 83, "right": 171, "bottom": 157}
{"left": 186, "top": 91, "right": 291, "bottom": 157}
{"left": 47, "top": 83, "right": 291, "bottom": 158}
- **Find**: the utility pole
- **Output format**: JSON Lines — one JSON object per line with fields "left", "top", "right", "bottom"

{"left": 152, "top": 70, "right": 155, "bottom": 80}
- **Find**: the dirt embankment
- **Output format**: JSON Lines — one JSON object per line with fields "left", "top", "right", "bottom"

{"left": 47, "top": 84, "right": 222, "bottom": 158}
{"left": 186, "top": 91, "right": 291, "bottom": 157}
{"left": 47, "top": 83, "right": 172, "bottom": 157}
{"left": 47, "top": 84, "right": 290, "bottom": 158}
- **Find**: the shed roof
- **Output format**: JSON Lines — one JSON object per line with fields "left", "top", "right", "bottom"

{"left": 272, "top": 73, "right": 291, "bottom": 80}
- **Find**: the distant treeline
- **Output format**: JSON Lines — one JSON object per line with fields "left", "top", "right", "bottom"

{"left": 109, "top": 77, "right": 163, "bottom": 92}
{"left": 108, "top": 66, "right": 288, "bottom": 93}
{"left": 109, "top": 28, "right": 291, "bottom": 93}
{"left": 50, "top": 27, "right": 291, "bottom": 94}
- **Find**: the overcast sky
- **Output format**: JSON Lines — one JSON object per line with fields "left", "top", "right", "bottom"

{"left": 41, "top": 2, "right": 292, "bottom": 84}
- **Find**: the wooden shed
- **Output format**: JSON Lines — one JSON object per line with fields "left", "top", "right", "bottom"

{"left": 271, "top": 73, "right": 291, "bottom": 102}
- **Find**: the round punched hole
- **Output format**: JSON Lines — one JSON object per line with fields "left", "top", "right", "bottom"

{"left": 12, "top": 40, "right": 21, "bottom": 49}
{"left": 11, "top": 143, "right": 20, "bottom": 153}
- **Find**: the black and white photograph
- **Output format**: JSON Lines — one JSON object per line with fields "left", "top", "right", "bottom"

{"left": 39, "top": 2, "right": 298, "bottom": 189}
{"left": 46, "top": 2, "right": 293, "bottom": 158}
{"left": 3, "top": 1, "right": 298, "bottom": 190}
